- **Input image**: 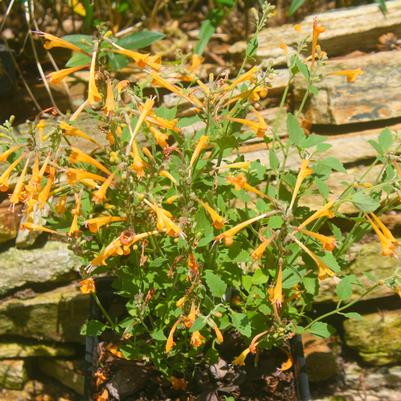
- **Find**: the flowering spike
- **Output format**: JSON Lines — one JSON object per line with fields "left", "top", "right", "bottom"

{"left": 9, "top": 156, "right": 30, "bottom": 206}
{"left": 311, "top": 18, "right": 325, "bottom": 65}
{"left": 69, "top": 193, "right": 81, "bottom": 237}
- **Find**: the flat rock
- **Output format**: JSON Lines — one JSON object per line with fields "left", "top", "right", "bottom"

{"left": 295, "top": 51, "right": 401, "bottom": 124}
{"left": 257, "top": 1, "right": 401, "bottom": 66}
{"left": 0, "top": 241, "right": 81, "bottom": 296}
{"left": 38, "top": 359, "right": 85, "bottom": 395}
{"left": 0, "top": 283, "right": 90, "bottom": 343}
{"left": 0, "top": 342, "right": 76, "bottom": 359}
{"left": 343, "top": 309, "right": 401, "bottom": 365}
{"left": 0, "top": 360, "right": 27, "bottom": 390}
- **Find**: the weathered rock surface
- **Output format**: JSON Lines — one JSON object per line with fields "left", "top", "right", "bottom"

{"left": 0, "top": 342, "right": 76, "bottom": 359}
{"left": 0, "top": 360, "right": 27, "bottom": 390}
{"left": 38, "top": 359, "right": 85, "bottom": 395}
{"left": 343, "top": 309, "right": 401, "bottom": 365}
{"left": 303, "top": 334, "right": 339, "bottom": 382}
{"left": 256, "top": 1, "right": 401, "bottom": 66}
{"left": 318, "top": 241, "right": 401, "bottom": 303}
{"left": 295, "top": 51, "right": 401, "bottom": 125}
{"left": 0, "top": 284, "right": 90, "bottom": 343}
{"left": 0, "top": 241, "right": 81, "bottom": 296}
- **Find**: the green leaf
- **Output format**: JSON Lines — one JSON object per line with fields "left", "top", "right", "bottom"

{"left": 308, "top": 321, "right": 332, "bottom": 338}
{"left": 268, "top": 215, "right": 284, "bottom": 229}
{"left": 231, "top": 312, "right": 252, "bottom": 337}
{"left": 62, "top": 34, "right": 93, "bottom": 52}
{"left": 295, "top": 58, "right": 309, "bottom": 80}
{"left": 368, "top": 139, "right": 384, "bottom": 155}
{"left": 351, "top": 192, "right": 380, "bottom": 213}
{"left": 315, "top": 177, "right": 329, "bottom": 198}
{"left": 194, "top": 19, "right": 216, "bottom": 55}
{"left": 342, "top": 312, "right": 363, "bottom": 320}
{"left": 80, "top": 320, "right": 107, "bottom": 336}
{"left": 378, "top": 128, "right": 393, "bottom": 151}
{"left": 189, "top": 317, "right": 207, "bottom": 332}
{"left": 374, "top": 0, "right": 388, "bottom": 14}
{"left": 65, "top": 52, "right": 91, "bottom": 68}
{"left": 108, "top": 53, "right": 129, "bottom": 71}
{"left": 116, "top": 30, "right": 165, "bottom": 50}
{"left": 151, "top": 328, "right": 167, "bottom": 341}
{"left": 204, "top": 270, "right": 227, "bottom": 298}
{"left": 287, "top": 113, "right": 305, "bottom": 147}
{"left": 252, "top": 269, "right": 269, "bottom": 285}
{"left": 319, "top": 157, "right": 346, "bottom": 172}
{"left": 336, "top": 275, "right": 357, "bottom": 300}
{"left": 245, "top": 37, "right": 258, "bottom": 59}
{"left": 288, "top": 0, "right": 306, "bottom": 16}
{"left": 269, "top": 149, "right": 279, "bottom": 169}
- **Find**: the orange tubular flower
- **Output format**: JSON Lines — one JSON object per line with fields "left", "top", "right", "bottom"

{"left": 113, "top": 48, "right": 161, "bottom": 70}
{"left": 289, "top": 160, "right": 313, "bottom": 210}
{"left": 131, "top": 99, "right": 155, "bottom": 144}
{"left": 84, "top": 216, "right": 126, "bottom": 233}
{"left": 38, "top": 166, "right": 56, "bottom": 209}
{"left": 166, "top": 318, "right": 181, "bottom": 353}
{"left": 0, "top": 154, "right": 24, "bottom": 192}
{"left": 67, "top": 168, "right": 107, "bottom": 185}
{"left": 301, "top": 229, "right": 336, "bottom": 252}
{"left": 55, "top": 195, "right": 67, "bottom": 214}
{"left": 21, "top": 222, "right": 63, "bottom": 236}
{"left": 9, "top": 156, "right": 30, "bottom": 206}
{"left": 150, "top": 71, "right": 203, "bottom": 109}
{"left": 311, "top": 18, "right": 325, "bottom": 65}
{"left": 69, "top": 193, "right": 81, "bottom": 237}
{"left": 292, "top": 236, "right": 335, "bottom": 280}
{"left": 144, "top": 199, "right": 184, "bottom": 238}
{"left": 38, "top": 32, "right": 85, "bottom": 53}
{"left": 165, "top": 194, "right": 180, "bottom": 205}
{"left": 146, "top": 113, "right": 180, "bottom": 133}
{"left": 130, "top": 140, "right": 146, "bottom": 177}
{"left": 0, "top": 144, "right": 22, "bottom": 163}
{"left": 213, "top": 324, "right": 224, "bottom": 344}
{"left": 328, "top": 68, "right": 363, "bottom": 83}
{"left": 147, "top": 124, "right": 169, "bottom": 148}
{"left": 198, "top": 200, "right": 225, "bottom": 229}
{"left": 190, "top": 331, "right": 206, "bottom": 348}
{"left": 225, "top": 66, "right": 259, "bottom": 91}
{"left": 59, "top": 121, "right": 101, "bottom": 146}
{"left": 48, "top": 64, "right": 88, "bottom": 84}
{"left": 366, "top": 213, "right": 399, "bottom": 257}
{"left": 233, "top": 347, "right": 251, "bottom": 366}
{"left": 215, "top": 213, "right": 269, "bottom": 246}
{"left": 297, "top": 202, "right": 335, "bottom": 231}
{"left": 226, "top": 110, "right": 267, "bottom": 138}
{"left": 268, "top": 264, "right": 283, "bottom": 307}
{"left": 88, "top": 49, "right": 101, "bottom": 105}
{"left": 80, "top": 278, "right": 96, "bottom": 294}
{"left": 183, "top": 302, "right": 198, "bottom": 328}
{"left": 69, "top": 147, "right": 111, "bottom": 175}
{"left": 104, "top": 80, "right": 115, "bottom": 117}
{"left": 92, "top": 173, "right": 114, "bottom": 204}
{"left": 251, "top": 235, "right": 275, "bottom": 260}
{"left": 116, "top": 80, "right": 130, "bottom": 93}
{"left": 227, "top": 173, "right": 269, "bottom": 200}
{"left": 190, "top": 135, "right": 209, "bottom": 169}
{"left": 159, "top": 170, "right": 178, "bottom": 185}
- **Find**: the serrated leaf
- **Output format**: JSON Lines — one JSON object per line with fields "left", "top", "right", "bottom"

{"left": 116, "top": 30, "right": 165, "bottom": 50}
{"left": 287, "top": 113, "right": 305, "bottom": 147}
{"left": 336, "top": 275, "right": 356, "bottom": 300}
{"left": 351, "top": 192, "right": 380, "bottom": 212}
{"left": 231, "top": 312, "right": 252, "bottom": 337}
{"left": 308, "top": 321, "right": 332, "bottom": 338}
{"left": 80, "top": 320, "right": 107, "bottom": 336}
{"left": 342, "top": 312, "right": 363, "bottom": 320}
{"left": 204, "top": 270, "right": 227, "bottom": 298}
{"left": 151, "top": 328, "right": 167, "bottom": 341}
